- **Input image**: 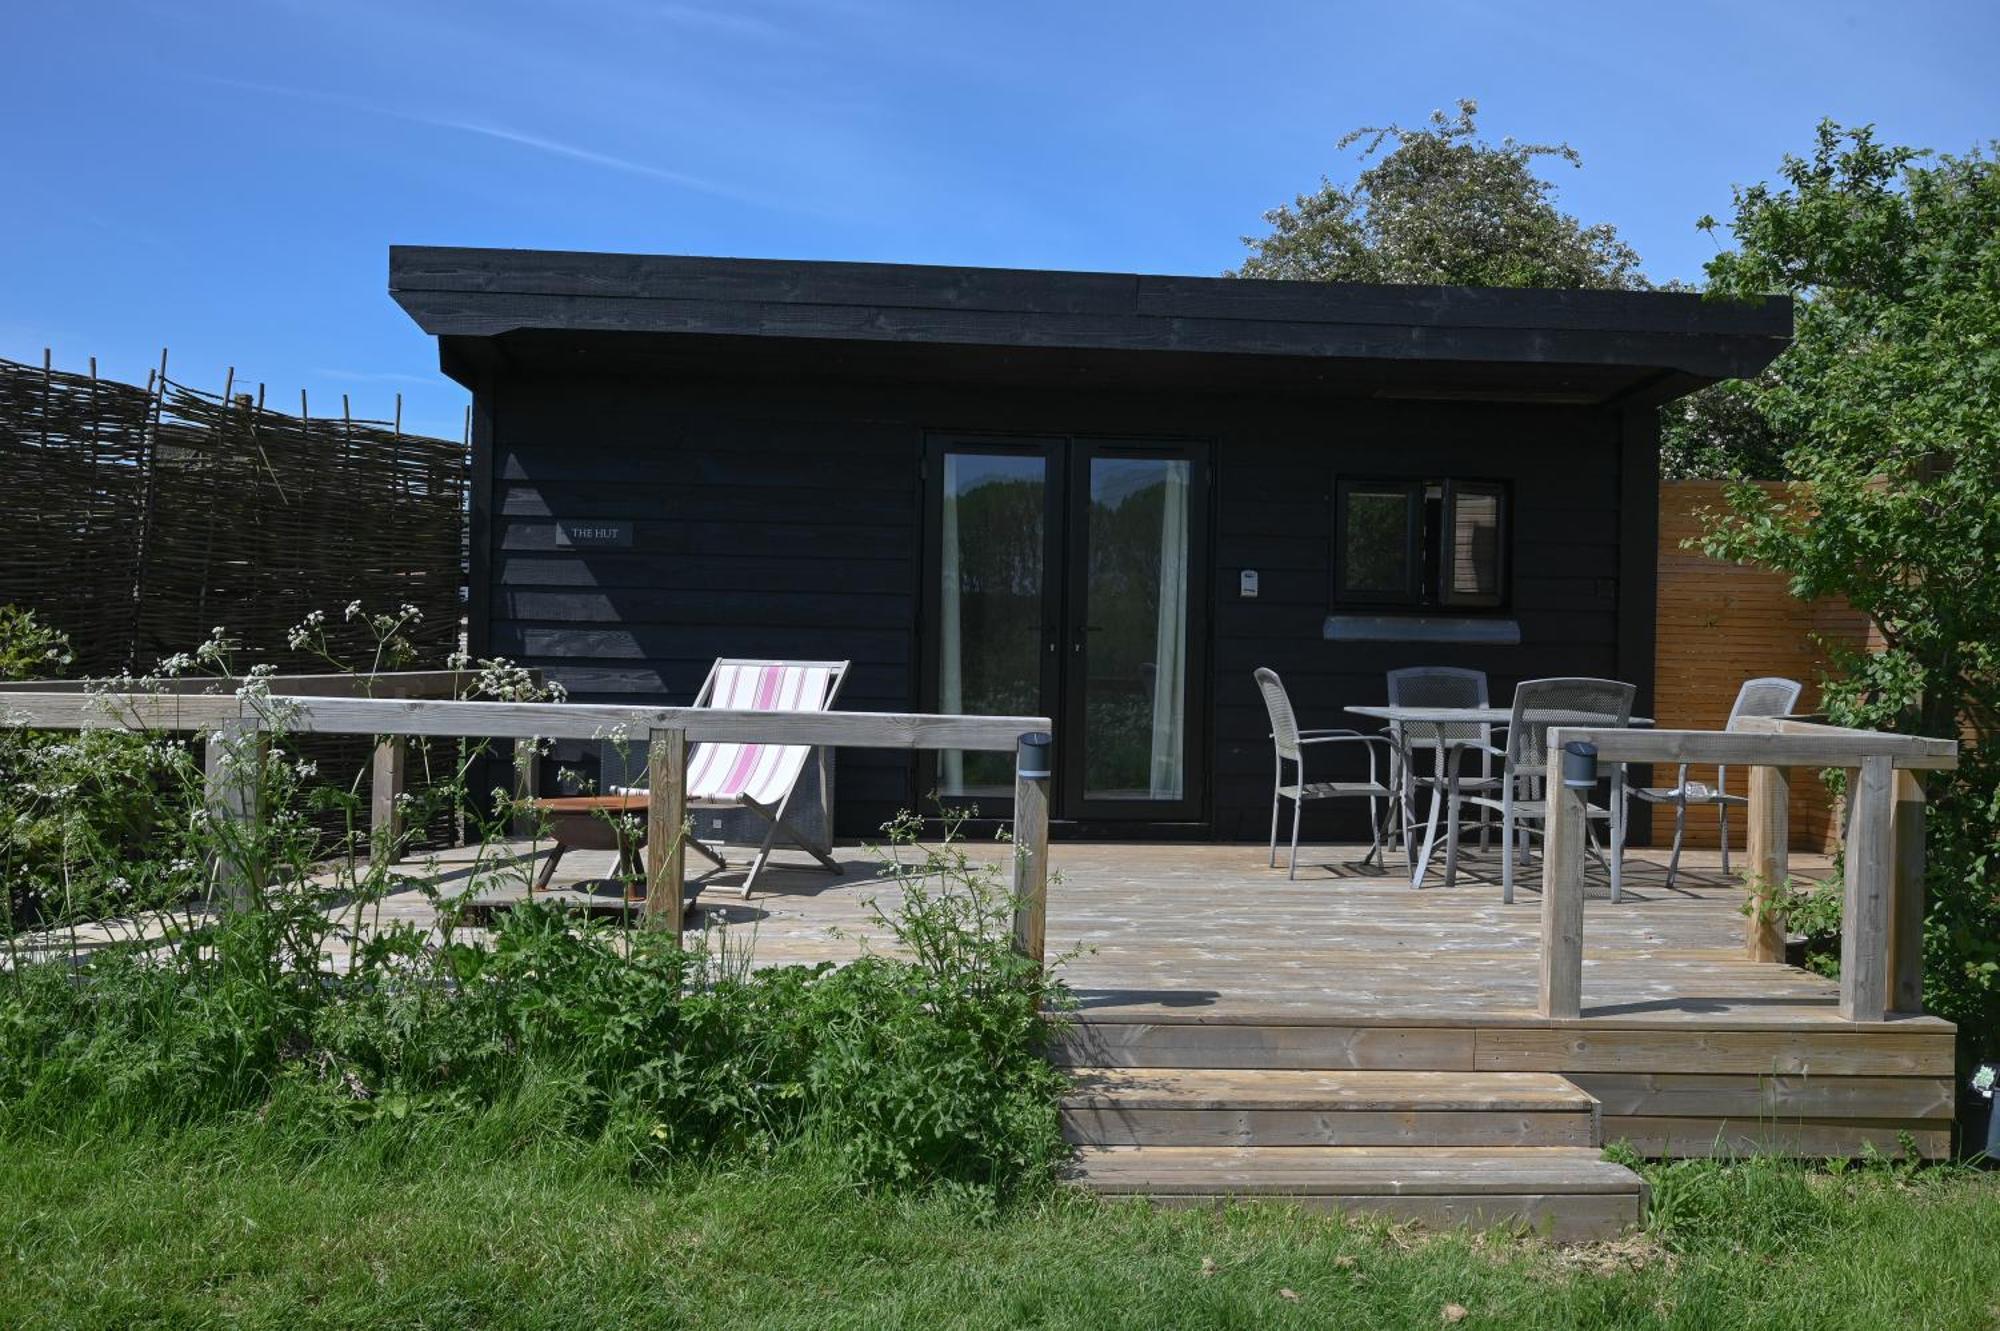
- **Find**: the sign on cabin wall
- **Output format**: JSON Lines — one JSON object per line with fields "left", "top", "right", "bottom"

{"left": 554, "top": 519, "right": 634, "bottom": 548}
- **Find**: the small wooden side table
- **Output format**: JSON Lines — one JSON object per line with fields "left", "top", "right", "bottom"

{"left": 530, "top": 794, "right": 650, "bottom": 900}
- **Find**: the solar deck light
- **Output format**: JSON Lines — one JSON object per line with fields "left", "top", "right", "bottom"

{"left": 1017, "top": 732, "right": 1052, "bottom": 779}
{"left": 1561, "top": 740, "right": 1599, "bottom": 790}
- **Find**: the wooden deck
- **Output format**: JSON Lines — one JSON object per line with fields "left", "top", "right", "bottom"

{"left": 462, "top": 834, "right": 1956, "bottom": 1166}
{"left": 18, "top": 835, "right": 1957, "bottom": 1171}
{"left": 460, "top": 837, "right": 1877, "bottom": 1028}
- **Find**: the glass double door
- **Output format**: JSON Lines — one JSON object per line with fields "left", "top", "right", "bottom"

{"left": 927, "top": 436, "right": 1207, "bottom": 822}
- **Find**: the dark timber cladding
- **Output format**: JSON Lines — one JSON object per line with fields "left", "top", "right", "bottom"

{"left": 392, "top": 246, "right": 1791, "bottom": 838}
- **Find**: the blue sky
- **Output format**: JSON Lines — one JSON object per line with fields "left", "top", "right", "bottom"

{"left": 5, "top": 1, "right": 1995, "bottom": 440}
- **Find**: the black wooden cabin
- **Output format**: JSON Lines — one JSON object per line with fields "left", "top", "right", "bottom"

{"left": 391, "top": 247, "right": 1790, "bottom": 842}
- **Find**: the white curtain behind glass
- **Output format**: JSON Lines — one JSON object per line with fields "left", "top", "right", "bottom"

{"left": 938, "top": 455, "right": 964, "bottom": 793}
{"left": 1148, "top": 461, "right": 1189, "bottom": 800}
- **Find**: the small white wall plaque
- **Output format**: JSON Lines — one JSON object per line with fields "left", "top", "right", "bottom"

{"left": 555, "top": 519, "right": 634, "bottom": 548}
{"left": 1239, "top": 569, "right": 1259, "bottom": 599}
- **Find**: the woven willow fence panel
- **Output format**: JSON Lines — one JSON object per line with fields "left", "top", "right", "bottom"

{"left": 0, "top": 353, "right": 469, "bottom": 847}
{"left": 0, "top": 353, "right": 465, "bottom": 674}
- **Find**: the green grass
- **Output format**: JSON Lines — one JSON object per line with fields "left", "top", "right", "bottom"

{"left": 4, "top": 1125, "right": 1997, "bottom": 1329}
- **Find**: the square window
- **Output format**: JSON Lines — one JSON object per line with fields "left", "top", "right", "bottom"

{"left": 1335, "top": 481, "right": 1420, "bottom": 603}
{"left": 1442, "top": 481, "right": 1506, "bottom": 607}
{"left": 1334, "top": 476, "right": 1508, "bottom": 609}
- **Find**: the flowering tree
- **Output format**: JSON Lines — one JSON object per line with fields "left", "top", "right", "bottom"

{"left": 1230, "top": 99, "right": 1646, "bottom": 289}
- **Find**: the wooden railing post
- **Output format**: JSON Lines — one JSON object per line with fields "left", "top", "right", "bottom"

{"left": 369, "top": 737, "right": 406, "bottom": 868}
{"left": 1744, "top": 764, "right": 1790, "bottom": 962}
{"left": 510, "top": 736, "right": 541, "bottom": 837}
{"left": 1840, "top": 754, "right": 1895, "bottom": 1022}
{"left": 1011, "top": 732, "right": 1052, "bottom": 968}
{"left": 644, "top": 727, "right": 686, "bottom": 939}
{"left": 1537, "top": 736, "right": 1587, "bottom": 1020}
{"left": 203, "top": 718, "right": 264, "bottom": 911}
{"left": 1889, "top": 769, "right": 1927, "bottom": 1014}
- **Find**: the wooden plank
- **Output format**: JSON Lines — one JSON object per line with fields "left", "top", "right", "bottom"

{"left": 1476, "top": 1027, "right": 1956, "bottom": 1077}
{"left": 369, "top": 737, "right": 406, "bottom": 867}
{"left": 0, "top": 669, "right": 481, "bottom": 698}
{"left": 1604, "top": 1115, "right": 1948, "bottom": 1160}
{"left": 1841, "top": 755, "right": 1895, "bottom": 1023}
{"left": 1011, "top": 742, "right": 1050, "bottom": 966}
{"left": 1556, "top": 724, "right": 1956, "bottom": 769}
{"left": 1744, "top": 764, "right": 1790, "bottom": 961}
{"left": 1537, "top": 747, "right": 1588, "bottom": 1019}
{"left": 1050, "top": 1024, "right": 1477, "bottom": 1071}
{"left": 644, "top": 727, "right": 686, "bottom": 936}
{"left": 1062, "top": 1106, "right": 1595, "bottom": 1149}
{"left": 1061, "top": 1068, "right": 1591, "bottom": 1112}
{"left": 1890, "top": 770, "right": 1926, "bottom": 1014}
{"left": 1069, "top": 1144, "right": 1641, "bottom": 1188}
{"left": 4, "top": 692, "right": 245, "bottom": 731}
{"left": 390, "top": 245, "right": 1790, "bottom": 380}
{"left": 511, "top": 737, "right": 541, "bottom": 837}
{"left": 0, "top": 691, "right": 1047, "bottom": 753}
{"left": 203, "top": 720, "right": 261, "bottom": 911}
{"left": 1568, "top": 1072, "right": 1956, "bottom": 1120}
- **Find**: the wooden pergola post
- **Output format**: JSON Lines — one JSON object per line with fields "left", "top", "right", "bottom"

{"left": 644, "top": 727, "right": 687, "bottom": 939}
{"left": 1839, "top": 755, "right": 1895, "bottom": 1022}
{"left": 1743, "top": 764, "right": 1790, "bottom": 962}
{"left": 510, "top": 736, "right": 540, "bottom": 837}
{"left": 369, "top": 737, "right": 406, "bottom": 868}
{"left": 203, "top": 718, "right": 264, "bottom": 911}
{"left": 1889, "top": 769, "right": 1927, "bottom": 1014}
{"left": 1011, "top": 732, "right": 1052, "bottom": 968}
{"left": 1536, "top": 735, "right": 1587, "bottom": 1021}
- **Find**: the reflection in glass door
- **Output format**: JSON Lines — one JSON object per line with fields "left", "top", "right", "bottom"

{"left": 935, "top": 450, "right": 1049, "bottom": 799}
{"left": 1076, "top": 455, "right": 1191, "bottom": 803}
{"left": 927, "top": 436, "right": 1205, "bottom": 823}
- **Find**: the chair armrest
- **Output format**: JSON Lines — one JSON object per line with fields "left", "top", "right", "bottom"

{"left": 1298, "top": 731, "right": 1390, "bottom": 748}
{"left": 1441, "top": 740, "right": 1508, "bottom": 760}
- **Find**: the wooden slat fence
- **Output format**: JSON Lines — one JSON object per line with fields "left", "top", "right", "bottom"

{"left": 1655, "top": 480, "right": 1882, "bottom": 852}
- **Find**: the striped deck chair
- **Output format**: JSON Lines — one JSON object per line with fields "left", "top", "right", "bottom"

{"left": 686, "top": 658, "right": 850, "bottom": 898}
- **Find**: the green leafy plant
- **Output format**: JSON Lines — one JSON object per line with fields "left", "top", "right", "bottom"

{"left": 0, "top": 605, "right": 72, "bottom": 681}
{"left": 0, "top": 628, "right": 1069, "bottom": 1200}
{"left": 1695, "top": 122, "right": 2000, "bottom": 1060}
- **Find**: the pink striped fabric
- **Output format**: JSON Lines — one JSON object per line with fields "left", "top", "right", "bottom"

{"left": 686, "top": 662, "right": 836, "bottom": 806}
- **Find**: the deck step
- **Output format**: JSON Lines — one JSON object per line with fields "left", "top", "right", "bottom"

{"left": 1068, "top": 1145, "right": 1645, "bottom": 1241}
{"left": 1062, "top": 1068, "right": 1600, "bottom": 1148}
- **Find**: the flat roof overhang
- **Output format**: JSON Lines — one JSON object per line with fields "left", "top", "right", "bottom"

{"left": 390, "top": 246, "right": 1792, "bottom": 408}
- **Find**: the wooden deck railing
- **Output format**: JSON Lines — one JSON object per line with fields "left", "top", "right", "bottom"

{"left": 0, "top": 687, "right": 1056, "bottom": 962}
{"left": 1538, "top": 720, "right": 1958, "bottom": 1022}
{"left": 1, "top": 670, "right": 491, "bottom": 866}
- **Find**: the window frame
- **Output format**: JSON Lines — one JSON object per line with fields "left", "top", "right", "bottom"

{"left": 1438, "top": 479, "right": 1509, "bottom": 609}
{"left": 1331, "top": 477, "right": 1424, "bottom": 605}
{"left": 1331, "top": 474, "right": 1511, "bottom": 611}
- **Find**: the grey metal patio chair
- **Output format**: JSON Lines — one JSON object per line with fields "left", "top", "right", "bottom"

{"left": 1439, "top": 677, "right": 1636, "bottom": 903}
{"left": 1254, "top": 667, "right": 1394, "bottom": 879}
{"left": 1626, "top": 676, "right": 1803, "bottom": 888}
{"left": 1385, "top": 666, "right": 1500, "bottom": 855}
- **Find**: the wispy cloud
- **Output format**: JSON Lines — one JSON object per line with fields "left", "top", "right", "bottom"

{"left": 196, "top": 74, "right": 772, "bottom": 207}
{"left": 420, "top": 114, "right": 751, "bottom": 200}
